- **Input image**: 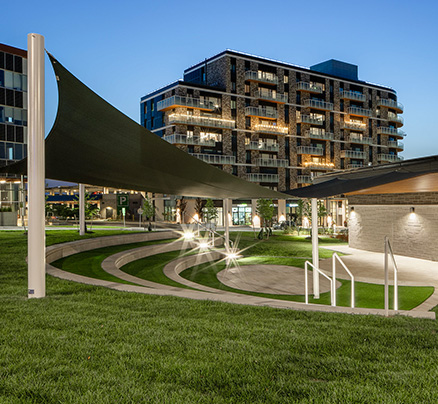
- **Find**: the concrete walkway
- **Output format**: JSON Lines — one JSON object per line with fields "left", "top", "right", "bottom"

{"left": 319, "top": 245, "right": 438, "bottom": 312}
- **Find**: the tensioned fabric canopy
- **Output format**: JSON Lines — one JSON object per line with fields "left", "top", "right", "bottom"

{"left": 285, "top": 155, "right": 438, "bottom": 198}
{"left": 4, "top": 54, "right": 288, "bottom": 200}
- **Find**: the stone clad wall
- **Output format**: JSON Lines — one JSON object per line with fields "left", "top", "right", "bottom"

{"left": 348, "top": 205, "right": 438, "bottom": 261}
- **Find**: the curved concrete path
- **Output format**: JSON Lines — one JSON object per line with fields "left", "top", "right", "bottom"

{"left": 45, "top": 233, "right": 435, "bottom": 319}
{"left": 217, "top": 265, "right": 340, "bottom": 295}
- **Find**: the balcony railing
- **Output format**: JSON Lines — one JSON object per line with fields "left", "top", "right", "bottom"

{"left": 297, "top": 146, "right": 324, "bottom": 156}
{"left": 348, "top": 106, "right": 372, "bottom": 117}
{"left": 302, "top": 162, "right": 335, "bottom": 170}
{"left": 245, "top": 141, "right": 279, "bottom": 152}
{"left": 341, "top": 150, "right": 366, "bottom": 159}
{"left": 298, "top": 115, "right": 325, "bottom": 125}
{"left": 378, "top": 99, "right": 404, "bottom": 112}
{"left": 340, "top": 90, "right": 366, "bottom": 102}
{"left": 296, "top": 82, "right": 323, "bottom": 93}
{"left": 387, "top": 114, "right": 404, "bottom": 125}
{"left": 245, "top": 106, "right": 278, "bottom": 119}
{"left": 163, "top": 134, "right": 216, "bottom": 147}
{"left": 304, "top": 99, "right": 333, "bottom": 111}
{"left": 245, "top": 70, "right": 278, "bottom": 85}
{"left": 168, "top": 114, "right": 235, "bottom": 129}
{"left": 349, "top": 135, "right": 372, "bottom": 145}
{"left": 256, "top": 158, "right": 289, "bottom": 167}
{"left": 190, "top": 153, "right": 236, "bottom": 165}
{"left": 247, "top": 173, "right": 279, "bottom": 183}
{"left": 347, "top": 163, "right": 364, "bottom": 169}
{"left": 297, "top": 175, "right": 313, "bottom": 184}
{"left": 387, "top": 141, "right": 404, "bottom": 150}
{"left": 257, "top": 90, "right": 288, "bottom": 103}
{"left": 377, "top": 154, "right": 404, "bottom": 162}
{"left": 341, "top": 121, "right": 367, "bottom": 131}
{"left": 376, "top": 127, "right": 407, "bottom": 137}
{"left": 157, "top": 95, "right": 216, "bottom": 111}
{"left": 306, "top": 130, "right": 334, "bottom": 141}
{"left": 254, "top": 123, "right": 288, "bottom": 135}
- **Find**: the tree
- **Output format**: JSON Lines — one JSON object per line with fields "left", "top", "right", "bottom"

{"left": 256, "top": 198, "right": 275, "bottom": 239}
{"left": 318, "top": 200, "right": 327, "bottom": 227}
{"left": 194, "top": 198, "right": 205, "bottom": 222}
{"left": 204, "top": 199, "right": 218, "bottom": 223}
{"left": 296, "top": 199, "right": 310, "bottom": 226}
{"left": 177, "top": 196, "right": 187, "bottom": 224}
{"left": 142, "top": 197, "right": 157, "bottom": 231}
{"left": 73, "top": 193, "right": 101, "bottom": 219}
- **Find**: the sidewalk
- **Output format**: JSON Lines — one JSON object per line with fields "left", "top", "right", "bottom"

{"left": 319, "top": 245, "right": 438, "bottom": 311}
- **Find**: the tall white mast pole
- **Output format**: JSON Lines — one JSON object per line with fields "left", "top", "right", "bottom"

{"left": 27, "top": 33, "right": 45, "bottom": 298}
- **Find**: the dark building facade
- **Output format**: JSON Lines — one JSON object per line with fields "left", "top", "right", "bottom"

{"left": 0, "top": 43, "right": 27, "bottom": 171}
{"left": 140, "top": 50, "right": 404, "bottom": 193}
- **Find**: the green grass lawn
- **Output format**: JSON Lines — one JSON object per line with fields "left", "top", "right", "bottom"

{"left": 1, "top": 230, "right": 438, "bottom": 403}
{"left": 229, "top": 232, "right": 344, "bottom": 259}
{"left": 52, "top": 238, "right": 177, "bottom": 285}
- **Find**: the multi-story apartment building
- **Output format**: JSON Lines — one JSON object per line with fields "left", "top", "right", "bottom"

{"left": 140, "top": 50, "right": 404, "bottom": 224}
{"left": 0, "top": 44, "right": 27, "bottom": 219}
{"left": 0, "top": 44, "right": 27, "bottom": 171}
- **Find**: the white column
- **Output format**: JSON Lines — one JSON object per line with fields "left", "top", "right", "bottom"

{"left": 223, "top": 199, "right": 230, "bottom": 251}
{"left": 27, "top": 33, "right": 45, "bottom": 299}
{"left": 278, "top": 199, "right": 286, "bottom": 222}
{"left": 311, "top": 197, "right": 319, "bottom": 298}
{"left": 79, "top": 183, "right": 85, "bottom": 235}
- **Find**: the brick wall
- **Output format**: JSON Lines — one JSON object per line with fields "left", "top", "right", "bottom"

{"left": 348, "top": 204, "right": 438, "bottom": 261}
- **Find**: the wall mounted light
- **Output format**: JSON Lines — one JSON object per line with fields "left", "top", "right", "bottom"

{"left": 410, "top": 207, "right": 415, "bottom": 213}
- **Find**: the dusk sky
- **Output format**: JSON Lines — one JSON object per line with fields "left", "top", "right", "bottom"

{"left": 2, "top": 0, "right": 437, "bottom": 160}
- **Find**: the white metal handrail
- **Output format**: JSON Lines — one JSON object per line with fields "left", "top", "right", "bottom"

{"left": 332, "top": 253, "right": 355, "bottom": 308}
{"left": 304, "top": 261, "right": 334, "bottom": 306}
{"left": 384, "top": 236, "right": 399, "bottom": 315}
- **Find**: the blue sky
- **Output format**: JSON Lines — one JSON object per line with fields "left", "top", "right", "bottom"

{"left": 2, "top": 0, "right": 437, "bottom": 159}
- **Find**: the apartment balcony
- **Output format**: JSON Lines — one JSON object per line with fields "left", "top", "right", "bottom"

{"left": 341, "top": 150, "right": 366, "bottom": 159}
{"left": 245, "top": 106, "right": 278, "bottom": 120}
{"left": 245, "top": 141, "right": 279, "bottom": 152}
{"left": 297, "top": 175, "right": 313, "bottom": 184}
{"left": 163, "top": 134, "right": 216, "bottom": 147}
{"left": 340, "top": 90, "right": 366, "bottom": 102}
{"left": 168, "top": 114, "right": 235, "bottom": 129}
{"left": 254, "top": 123, "right": 288, "bottom": 135}
{"left": 341, "top": 121, "right": 367, "bottom": 131}
{"left": 190, "top": 153, "right": 236, "bottom": 165}
{"left": 347, "top": 163, "right": 364, "bottom": 169}
{"left": 298, "top": 115, "right": 325, "bottom": 125}
{"left": 348, "top": 106, "right": 372, "bottom": 117}
{"left": 247, "top": 173, "right": 279, "bottom": 183}
{"left": 157, "top": 95, "right": 216, "bottom": 112}
{"left": 245, "top": 70, "right": 278, "bottom": 85}
{"left": 387, "top": 140, "right": 404, "bottom": 150}
{"left": 387, "top": 114, "right": 404, "bottom": 127}
{"left": 296, "top": 82, "right": 323, "bottom": 93}
{"left": 376, "top": 127, "right": 406, "bottom": 138}
{"left": 349, "top": 135, "right": 372, "bottom": 145}
{"left": 304, "top": 99, "right": 334, "bottom": 111}
{"left": 297, "top": 146, "right": 324, "bottom": 156}
{"left": 378, "top": 99, "right": 404, "bottom": 113}
{"left": 306, "top": 130, "right": 334, "bottom": 141}
{"left": 302, "top": 161, "right": 335, "bottom": 170}
{"left": 257, "top": 90, "right": 288, "bottom": 104}
{"left": 256, "top": 158, "right": 289, "bottom": 167}
{"left": 377, "top": 154, "right": 404, "bottom": 163}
